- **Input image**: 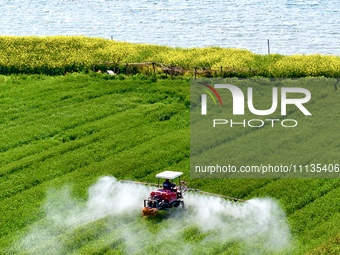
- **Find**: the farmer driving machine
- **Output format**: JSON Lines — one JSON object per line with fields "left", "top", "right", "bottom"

{"left": 142, "top": 171, "right": 186, "bottom": 216}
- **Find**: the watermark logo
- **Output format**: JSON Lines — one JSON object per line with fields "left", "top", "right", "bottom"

{"left": 199, "top": 82, "right": 223, "bottom": 114}
{"left": 200, "top": 83, "right": 312, "bottom": 116}
{"left": 191, "top": 78, "right": 337, "bottom": 178}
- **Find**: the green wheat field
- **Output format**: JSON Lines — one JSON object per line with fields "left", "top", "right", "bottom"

{"left": 0, "top": 36, "right": 339, "bottom": 254}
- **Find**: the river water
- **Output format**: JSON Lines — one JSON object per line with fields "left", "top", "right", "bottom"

{"left": 1, "top": 0, "right": 339, "bottom": 55}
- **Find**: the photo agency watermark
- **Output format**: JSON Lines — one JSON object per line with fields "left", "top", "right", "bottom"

{"left": 190, "top": 78, "right": 338, "bottom": 178}
{"left": 200, "top": 83, "right": 312, "bottom": 128}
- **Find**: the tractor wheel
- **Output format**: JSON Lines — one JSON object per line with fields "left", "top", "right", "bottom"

{"left": 173, "top": 201, "right": 180, "bottom": 208}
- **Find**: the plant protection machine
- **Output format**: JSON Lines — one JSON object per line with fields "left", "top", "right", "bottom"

{"left": 142, "top": 171, "right": 186, "bottom": 216}
{"left": 119, "top": 170, "right": 244, "bottom": 217}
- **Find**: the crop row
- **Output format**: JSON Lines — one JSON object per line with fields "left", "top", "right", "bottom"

{"left": 1, "top": 36, "right": 340, "bottom": 77}
{"left": 0, "top": 75, "right": 189, "bottom": 240}
{"left": 0, "top": 74, "right": 339, "bottom": 255}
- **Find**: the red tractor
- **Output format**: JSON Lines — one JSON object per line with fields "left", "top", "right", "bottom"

{"left": 142, "top": 171, "right": 186, "bottom": 216}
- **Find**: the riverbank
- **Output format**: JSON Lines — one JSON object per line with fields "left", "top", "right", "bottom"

{"left": 1, "top": 36, "right": 339, "bottom": 77}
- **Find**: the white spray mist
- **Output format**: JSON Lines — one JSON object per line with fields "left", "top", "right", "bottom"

{"left": 14, "top": 176, "right": 292, "bottom": 255}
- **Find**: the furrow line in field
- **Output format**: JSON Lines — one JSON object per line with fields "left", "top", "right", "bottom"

{"left": 247, "top": 178, "right": 340, "bottom": 216}
{"left": 288, "top": 185, "right": 340, "bottom": 241}
{"left": 0, "top": 128, "right": 188, "bottom": 238}
{"left": 0, "top": 113, "right": 188, "bottom": 201}
{"left": 0, "top": 101, "right": 187, "bottom": 173}
{"left": 0, "top": 96, "right": 139, "bottom": 153}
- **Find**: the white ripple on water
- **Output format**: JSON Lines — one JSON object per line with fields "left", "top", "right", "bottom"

{"left": 0, "top": 0, "right": 339, "bottom": 55}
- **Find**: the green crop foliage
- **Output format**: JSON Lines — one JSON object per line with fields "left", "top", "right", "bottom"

{"left": 0, "top": 74, "right": 339, "bottom": 255}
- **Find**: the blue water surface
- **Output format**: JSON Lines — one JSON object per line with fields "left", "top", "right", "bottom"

{"left": 1, "top": 0, "right": 339, "bottom": 55}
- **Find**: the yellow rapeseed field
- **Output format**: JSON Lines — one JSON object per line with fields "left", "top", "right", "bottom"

{"left": 0, "top": 36, "right": 339, "bottom": 77}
